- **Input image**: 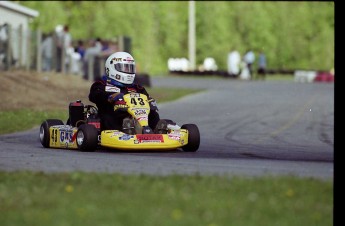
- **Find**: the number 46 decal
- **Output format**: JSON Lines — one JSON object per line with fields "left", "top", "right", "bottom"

{"left": 51, "top": 128, "right": 58, "bottom": 143}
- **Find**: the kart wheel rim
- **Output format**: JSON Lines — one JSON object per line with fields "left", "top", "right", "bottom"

{"left": 77, "top": 131, "right": 84, "bottom": 146}
{"left": 39, "top": 126, "right": 44, "bottom": 142}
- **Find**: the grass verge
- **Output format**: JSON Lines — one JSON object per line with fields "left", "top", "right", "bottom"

{"left": 0, "top": 171, "right": 332, "bottom": 226}
{"left": 0, "top": 110, "right": 67, "bottom": 135}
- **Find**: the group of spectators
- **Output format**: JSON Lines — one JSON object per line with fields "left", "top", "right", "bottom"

{"left": 41, "top": 25, "right": 119, "bottom": 80}
{"left": 227, "top": 49, "right": 267, "bottom": 80}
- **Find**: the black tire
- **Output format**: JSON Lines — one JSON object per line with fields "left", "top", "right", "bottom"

{"left": 76, "top": 124, "right": 99, "bottom": 152}
{"left": 181, "top": 124, "right": 200, "bottom": 152}
{"left": 39, "top": 119, "right": 64, "bottom": 148}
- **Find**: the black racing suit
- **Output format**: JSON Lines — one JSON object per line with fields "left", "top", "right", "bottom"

{"left": 89, "top": 78, "right": 160, "bottom": 131}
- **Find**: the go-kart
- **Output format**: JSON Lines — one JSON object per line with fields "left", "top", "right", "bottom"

{"left": 39, "top": 93, "right": 200, "bottom": 152}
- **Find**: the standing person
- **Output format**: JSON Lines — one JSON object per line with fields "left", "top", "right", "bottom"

{"left": 62, "top": 25, "right": 72, "bottom": 73}
{"left": 41, "top": 32, "right": 53, "bottom": 71}
{"left": 243, "top": 49, "right": 255, "bottom": 79}
{"left": 75, "top": 40, "right": 85, "bottom": 59}
{"left": 257, "top": 51, "right": 267, "bottom": 80}
{"left": 227, "top": 49, "right": 241, "bottom": 77}
{"left": 56, "top": 25, "right": 72, "bottom": 72}
{"left": 89, "top": 51, "right": 160, "bottom": 133}
{"left": 83, "top": 38, "right": 103, "bottom": 80}
{"left": 74, "top": 40, "right": 85, "bottom": 76}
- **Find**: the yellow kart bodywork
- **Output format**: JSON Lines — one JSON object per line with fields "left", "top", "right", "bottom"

{"left": 48, "top": 125, "right": 79, "bottom": 149}
{"left": 100, "top": 129, "right": 189, "bottom": 151}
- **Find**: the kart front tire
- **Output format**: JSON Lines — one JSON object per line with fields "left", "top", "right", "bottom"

{"left": 39, "top": 119, "right": 64, "bottom": 148}
{"left": 76, "top": 124, "right": 98, "bottom": 152}
{"left": 181, "top": 124, "right": 200, "bottom": 152}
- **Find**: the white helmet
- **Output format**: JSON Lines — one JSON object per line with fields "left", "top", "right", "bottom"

{"left": 105, "top": 52, "right": 136, "bottom": 85}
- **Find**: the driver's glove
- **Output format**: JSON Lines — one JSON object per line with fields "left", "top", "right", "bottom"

{"left": 108, "top": 93, "right": 124, "bottom": 104}
{"left": 148, "top": 97, "right": 158, "bottom": 111}
{"left": 113, "top": 100, "right": 128, "bottom": 111}
{"left": 108, "top": 93, "right": 127, "bottom": 111}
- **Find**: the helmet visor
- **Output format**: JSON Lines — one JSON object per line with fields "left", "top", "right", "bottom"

{"left": 114, "top": 63, "right": 136, "bottom": 74}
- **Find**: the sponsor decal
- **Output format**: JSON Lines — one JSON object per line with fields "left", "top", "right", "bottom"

{"left": 105, "top": 86, "right": 121, "bottom": 93}
{"left": 111, "top": 57, "right": 122, "bottom": 62}
{"left": 110, "top": 131, "right": 122, "bottom": 137}
{"left": 71, "top": 132, "right": 77, "bottom": 142}
{"left": 119, "top": 134, "right": 133, "bottom": 141}
{"left": 168, "top": 134, "right": 181, "bottom": 141}
{"left": 115, "top": 74, "right": 121, "bottom": 80}
{"left": 124, "top": 57, "right": 134, "bottom": 62}
{"left": 60, "top": 130, "right": 74, "bottom": 143}
{"left": 137, "top": 116, "right": 148, "bottom": 121}
{"left": 134, "top": 109, "right": 147, "bottom": 116}
{"left": 136, "top": 134, "right": 164, "bottom": 143}
{"left": 127, "top": 87, "right": 137, "bottom": 93}
{"left": 52, "top": 125, "right": 69, "bottom": 129}
{"left": 130, "top": 93, "right": 140, "bottom": 98}
{"left": 126, "top": 75, "right": 134, "bottom": 81}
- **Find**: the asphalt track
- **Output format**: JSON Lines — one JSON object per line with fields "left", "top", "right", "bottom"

{"left": 0, "top": 77, "right": 334, "bottom": 180}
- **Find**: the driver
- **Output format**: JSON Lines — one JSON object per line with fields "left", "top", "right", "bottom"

{"left": 89, "top": 51, "right": 160, "bottom": 133}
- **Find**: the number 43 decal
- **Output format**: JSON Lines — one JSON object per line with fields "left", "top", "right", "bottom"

{"left": 130, "top": 97, "right": 145, "bottom": 106}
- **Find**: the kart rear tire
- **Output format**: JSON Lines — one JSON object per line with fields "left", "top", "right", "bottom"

{"left": 181, "top": 124, "right": 200, "bottom": 152}
{"left": 39, "top": 119, "right": 64, "bottom": 148}
{"left": 76, "top": 124, "right": 98, "bottom": 152}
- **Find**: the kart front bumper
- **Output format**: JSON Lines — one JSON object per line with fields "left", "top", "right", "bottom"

{"left": 100, "top": 129, "right": 189, "bottom": 151}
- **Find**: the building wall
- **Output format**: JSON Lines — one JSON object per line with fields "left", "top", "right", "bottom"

{"left": 0, "top": 7, "right": 30, "bottom": 30}
{"left": 0, "top": 7, "right": 33, "bottom": 67}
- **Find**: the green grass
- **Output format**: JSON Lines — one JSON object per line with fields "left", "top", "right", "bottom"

{"left": 0, "top": 110, "right": 67, "bottom": 135}
{"left": 147, "top": 87, "right": 204, "bottom": 103}
{"left": 0, "top": 171, "right": 332, "bottom": 226}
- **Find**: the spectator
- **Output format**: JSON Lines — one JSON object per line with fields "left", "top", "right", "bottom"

{"left": 75, "top": 39, "right": 85, "bottom": 59}
{"left": 227, "top": 49, "right": 241, "bottom": 76}
{"left": 69, "top": 48, "right": 82, "bottom": 75}
{"left": 56, "top": 25, "right": 72, "bottom": 72}
{"left": 239, "top": 59, "right": 250, "bottom": 80}
{"left": 101, "top": 39, "right": 119, "bottom": 57}
{"left": 41, "top": 32, "right": 53, "bottom": 72}
{"left": 83, "top": 38, "right": 103, "bottom": 80}
{"left": 243, "top": 49, "right": 255, "bottom": 79}
{"left": 257, "top": 51, "right": 267, "bottom": 80}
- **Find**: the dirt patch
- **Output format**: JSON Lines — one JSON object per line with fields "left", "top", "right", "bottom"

{"left": 0, "top": 70, "right": 94, "bottom": 111}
